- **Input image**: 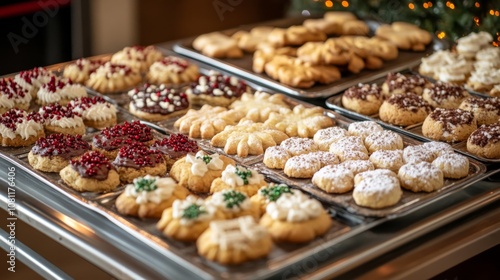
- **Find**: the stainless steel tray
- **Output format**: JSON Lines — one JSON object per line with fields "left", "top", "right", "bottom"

{"left": 325, "top": 76, "right": 500, "bottom": 163}
{"left": 409, "top": 64, "right": 493, "bottom": 98}
{"left": 170, "top": 17, "right": 449, "bottom": 99}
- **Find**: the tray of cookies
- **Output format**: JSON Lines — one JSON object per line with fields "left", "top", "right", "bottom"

{"left": 325, "top": 72, "right": 500, "bottom": 163}
{"left": 411, "top": 31, "right": 499, "bottom": 98}
{"left": 252, "top": 119, "right": 487, "bottom": 218}
{"left": 169, "top": 13, "right": 449, "bottom": 99}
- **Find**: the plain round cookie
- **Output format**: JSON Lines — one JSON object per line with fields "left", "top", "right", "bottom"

{"left": 348, "top": 121, "right": 383, "bottom": 140}
{"left": 263, "top": 146, "right": 290, "bottom": 169}
{"left": 379, "top": 93, "right": 432, "bottom": 126}
{"left": 353, "top": 175, "right": 402, "bottom": 209}
{"left": 59, "top": 165, "right": 120, "bottom": 192}
{"left": 330, "top": 136, "right": 368, "bottom": 154}
{"left": 466, "top": 123, "right": 500, "bottom": 159}
{"left": 284, "top": 154, "right": 321, "bottom": 178}
{"left": 422, "top": 141, "right": 454, "bottom": 157}
{"left": 364, "top": 130, "right": 403, "bottom": 153}
{"left": 403, "top": 145, "right": 436, "bottom": 164}
{"left": 312, "top": 165, "right": 354, "bottom": 193}
{"left": 432, "top": 153, "right": 469, "bottom": 179}
{"left": 398, "top": 162, "right": 444, "bottom": 192}
{"left": 342, "top": 83, "right": 383, "bottom": 115}
{"left": 369, "top": 150, "right": 404, "bottom": 172}
{"left": 339, "top": 160, "right": 374, "bottom": 175}
{"left": 280, "top": 137, "right": 318, "bottom": 156}
{"left": 313, "top": 126, "right": 349, "bottom": 151}
{"left": 422, "top": 108, "right": 477, "bottom": 142}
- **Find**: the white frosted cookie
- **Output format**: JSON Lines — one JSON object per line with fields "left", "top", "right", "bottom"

{"left": 111, "top": 45, "right": 163, "bottom": 73}
{"left": 280, "top": 137, "right": 318, "bottom": 156}
{"left": 312, "top": 165, "right": 354, "bottom": 194}
{"left": 263, "top": 146, "right": 291, "bottom": 169}
{"left": 422, "top": 141, "right": 454, "bottom": 157}
{"left": 403, "top": 145, "right": 436, "bottom": 164}
{"left": 313, "top": 126, "right": 350, "bottom": 151}
{"left": 329, "top": 136, "right": 368, "bottom": 155}
{"left": 37, "top": 76, "right": 88, "bottom": 105}
{"left": 353, "top": 175, "right": 402, "bottom": 209}
{"left": 364, "top": 130, "right": 404, "bottom": 153}
{"left": 398, "top": 162, "right": 444, "bottom": 192}
{"left": 354, "top": 169, "right": 398, "bottom": 185}
{"left": 14, "top": 67, "right": 55, "bottom": 98}
{"left": 0, "top": 78, "right": 31, "bottom": 114}
{"left": 339, "top": 160, "right": 374, "bottom": 175}
{"left": 39, "top": 104, "right": 86, "bottom": 136}
{"left": 69, "top": 96, "right": 117, "bottom": 130}
{"left": 337, "top": 150, "right": 369, "bottom": 162}
{"left": 348, "top": 121, "right": 383, "bottom": 140}
{"left": 283, "top": 154, "right": 321, "bottom": 178}
{"left": 432, "top": 153, "right": 469, "bottom": 179}
{"left": 369, "top": 150, "right": 404, "bottom": 172}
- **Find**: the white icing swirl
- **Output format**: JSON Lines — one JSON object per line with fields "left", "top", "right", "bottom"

{"left": 61, "top": 84, "right": 88, "bottom": 99}
{"left": 72, "top": 102, "right": 117, "bottom": 121}
{"left": 0, "top": 91, "right": 31, "bottom": 109}
{"left": 266, "top": 191, "right": 322, "bottom": 222}
{"left": 37, "top": 87, "right": 62, "bottom": 104}
{"left": 124, "top": 175, "right": 176, "bottom": 205}
{"left": 0, "top": 123, "right": 16, "bottom": 139}
{"left": 209, "top": 216, "right": 267, "bottom": 250}
{"left": 185, "top": 151, "right": 224, "bottom": 176}
{"left": 15, "top": 119, "right": 43, "bottom": 140}
{"left": 45, "top": 116, "right": 84, "bottom": 128}
{"left": 469, "top": 68, "right": 500, "bottom": 86}
{"left": 172, "top": 195, "right": 216, "bottom": 225}
{"left": 221, "top": 165, "right": 265, "bottom": 187}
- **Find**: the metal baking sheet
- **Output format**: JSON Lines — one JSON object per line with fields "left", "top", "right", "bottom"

{"left": 253, "top": 136, "right": 487, "bottom": 218}
{"left": 0, "top": 133, "right": 387, "bottom": 280}
{"left": 325, "top": 77, "right": 500, "bottom": 163}
{"left": 169, "top": 17, "right": 449, "bottom": 99}
{"left": 409, "top": 64, "right": 493, "bottom": 98}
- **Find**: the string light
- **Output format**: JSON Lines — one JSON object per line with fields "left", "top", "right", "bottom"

{"left": 446, "top": 1, "right": 455, "bottom": 9}
{"left": 341, "top": 1, "right": 349, "bottom": 8}
{"left": 437, "top": 31, "right": 446, "bottom": 39}
{"left": 325, "top": 0, "right": 333, "bottom": 8}
{"left": 408, "top": 3, "right": 415, "bottom": 10}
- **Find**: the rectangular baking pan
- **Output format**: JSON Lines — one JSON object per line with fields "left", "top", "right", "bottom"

{"left": 169, "top": 17, "right": 449, "bottom": 99}
{"left": 325, "top": 76, "right": 500, "bottom": 163}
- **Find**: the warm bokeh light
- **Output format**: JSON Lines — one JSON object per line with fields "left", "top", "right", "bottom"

{"left": 496, "top": 11, "right": 500, "bottom": 16}
{"left": 475, "top": 2, "right": 480, "bottom": 8}
{"left": 428, "top": 1, "right": 433, "bottom": 7}
{"left": 474, "top": 17, "right": 480, "bottom": 26}
{"left": 341, "top": 1, "right": 349, "bottom": 8}
{"left": 437, "top": 31, "right": 446, "bottom": 39}
{"left": 490, "top": 9, "right": 495, "bottom": 15}
{"left": 408, "top": 3, "right": 415, "bottom": 10}
{"left": 325, "top": 0, "right": 333, "bottom": 8}
{"left": 423, "top": 3, "right": 429, "bottom": 8}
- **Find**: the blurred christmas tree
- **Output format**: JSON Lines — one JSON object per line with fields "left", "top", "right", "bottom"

{"left": 290, "top": 0, "right": 500, "bottom": 45}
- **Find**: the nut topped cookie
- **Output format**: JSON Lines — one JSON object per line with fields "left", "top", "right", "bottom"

{"left": 0, "top": 78, "right": 31, "bottom": 114}
{"left": 185, "top": 72, "right": 249, "bottom": 107}
{"left": 59, "top": 150, "right": 120, "bottom": 192}
{"left": 422, "top": 82, "right": 470, "bottom": 109}
{"left": 422, "top": 108, "right": 477, "bottom": 142}
{"left": 342, "top": 83, "right": 383, "bottom": 115}
{"left": 146, "top": 56, "right": 199, "bottom": 85}
{"left": 379, "top": 93, "right": 433, "bottom": 126}
{"left": 128, "top": 84, "right": 190, "bottom": 121}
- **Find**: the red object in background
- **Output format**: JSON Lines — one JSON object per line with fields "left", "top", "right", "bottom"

{"left": 0, "top": 0, "right": 70, "bottom": 19}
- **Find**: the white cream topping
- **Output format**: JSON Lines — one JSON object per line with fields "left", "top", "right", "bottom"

{"left": 185, "top": 151, "right": 224, "bottom": 176}
{"left": 46, "top": 116, "right": 83, "bottom": 128}
{"left": 37, "top": 87, "right": 62, "bottom": 103}
{"left": 0, "top": 123, "right": 16, "bottom": 139}
{"left": 469, "top": 68, "right": 500, "bottom": 85}
{"left": 15, "top": 119, "right": 43, "bottom": 140}
{"left": 0, "top": 91, "right": 31, "bottom": 109}
{"left": 209, "top": 216, "right": 267, "bottom": 250}
{"left": 72, "top": 102, "right": 117, "bottom": 121}
{"left": 151, "top": 61, "right": 185, "bottom": 73}
{"left": 61, "top": 84, "right": 88, "bottom": 99}
{"left": 124, "top": 175, "right": 176, "bottom": 205}
{"left": 221, "top": 165, "right": 264, "bottom": 187}
{"left": 266, "top": 191, "right": 323, "bottom": 222}
{"left": 172, "top": 195, "right": 216, "bottom": 225}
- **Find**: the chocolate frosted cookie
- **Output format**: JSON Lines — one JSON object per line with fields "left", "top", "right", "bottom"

{"left": 422, "top": 108, "right": 477, "bottom": 142}
{"left": 379, "top": 93, "right": 433, "bottom": 126}
{"left": 150, "top": 133, "right": 199, "bottom": 169}
{"left": 28, "top": 134, "right": 90, "bottom": 172}
{"left": 112, "top": 142, "right": 166, "bottom": 183}
{"left": 459, "top": 97, "right": 500, "bottom": 125}
{"left": 422, "top": 82, "right": 470, "bottom": 109}
{"left": 92, "top": 120, "right": 154, "bottom": 159}
{"left": 59, "top": 151, "right": 120, "bottom": 192}
{"left": 185, "top": 71, "right": 249, "bottom": 107}
{"left": 128, "top": 84, "right": 190, "bottom": 121}
{"left": 467, "top": 123, "right": 500, "bottom": 159}
{"left": 342, "top": 83, "right": 383, "bottom": 115}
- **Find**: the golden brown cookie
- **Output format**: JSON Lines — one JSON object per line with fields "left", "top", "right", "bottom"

{"left": 265, "top": 105, "right": 334, "bottom": 138}
{"left": 207, "top": 189, "right": 260, "bottom": 220}
{"left": 62, "top": 58, "right": 104, "bottom": 84}
{"left": 146, "top": 56, "right": 199, "bottom": 85}
{"left": 229, "top": 91, "right": 290, "bottom": 122}
{"left": 422, "top": 82, "right": 470, "bottom": 109}
{"left": 459, "top": 97, "right": 500, "bottom": 126}
{"left": 209, "top": 165, "right": 266, "bottom": 197}
{"left": 342, "top": 83, "right": 383, "bottom": 115}
{"left": 422, "top": 108, "right": 477, "bottom": 142}
{"left": 375, "top": 22, "right": 432, "bottom": 51}
{"left": 250, "top": 183, "right": 294, "bottom": 214}
{"left": 86, "top": 62, "right": 142, "bottom": 94}
{"left": 312, "top": 165, "right": 354, "bottom": 194}
{"left": 193, "top": 32, "right": 243, "bottom": 58}
{"left": 466, "top": 123, "right": 500, "bottom": 159}
{"left": 111, "top": 45, "right": 163, "bottom": 73}
{"left": 169, "top": 151, "right": 235, "bottom": 193}
{"left": 379, "top": 93, "right": 433, "bottom": 126}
